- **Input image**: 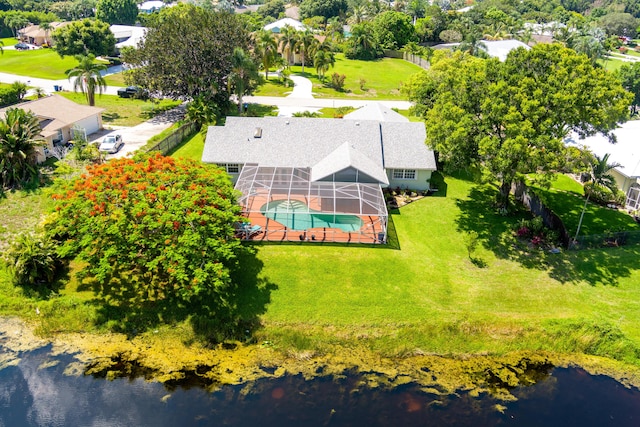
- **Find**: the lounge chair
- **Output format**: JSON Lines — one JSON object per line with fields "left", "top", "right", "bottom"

{"left": 246, "top": 224, "right": 262, "bottom": 238}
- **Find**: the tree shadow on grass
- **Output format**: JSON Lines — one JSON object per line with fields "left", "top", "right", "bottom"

{"left": 89, "top": 246, "right": 277, "bottom": 342}
{"left": 102, "top": 112, "right": 120, "bottom": 123}
{"left": 455, "top": 184, "right": 640, "bottom": 286}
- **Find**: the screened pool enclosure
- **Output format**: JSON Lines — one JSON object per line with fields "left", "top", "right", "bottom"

{"left": 235, "top": 164, "right": 388, "bottom": 244}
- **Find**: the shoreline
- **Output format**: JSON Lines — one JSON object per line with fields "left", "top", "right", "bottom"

{"left": 2, "top": 316, "right": 639, "bottom": 399}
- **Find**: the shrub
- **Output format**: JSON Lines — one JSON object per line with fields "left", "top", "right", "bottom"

{"left": 330, "top": 73, "right": 346, "bottom": 91}
{"left": 584, "top": 182, "right": 618, "bottom": 206}
{"left": 619, "top": 46, "right": 629, "bottom": 54}
{"left": 4, "top": 233, "right": 63, "bottom": 289}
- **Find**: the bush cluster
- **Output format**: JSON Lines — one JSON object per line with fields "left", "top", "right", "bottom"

{"left": 513, "top": 217, "right": 559, "bottom": 247}
{"left": 584, "top": 182, "right": 625, "bottom": 206}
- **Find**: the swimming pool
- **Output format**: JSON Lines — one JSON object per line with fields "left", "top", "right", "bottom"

{"left": 260, "top": 200, "right": 363, "bottom": 232}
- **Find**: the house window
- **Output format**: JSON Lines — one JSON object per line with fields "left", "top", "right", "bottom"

{"left": 392, "top": 169, "right": 416, "bottom": 180}
{"left": 220, "top": 164, "right": 240, "bottom": 173}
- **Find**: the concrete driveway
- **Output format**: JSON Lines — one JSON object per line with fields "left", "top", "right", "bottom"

{"left": 89, "top": 105, "right": 185, "bottom": 159}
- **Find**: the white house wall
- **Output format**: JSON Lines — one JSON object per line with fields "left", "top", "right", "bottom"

{"left": 387, "top": 169, "right": 432, "bottom": 191}
{"left": 74, "top": 115, "right": 102, "bottom": 136}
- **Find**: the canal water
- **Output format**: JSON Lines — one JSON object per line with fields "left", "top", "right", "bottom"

{"left": 1, "top": 346, "right": 639, "bottom": 426}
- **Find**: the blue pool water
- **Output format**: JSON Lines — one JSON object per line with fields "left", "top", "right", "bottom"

{"left": 260, "top": 200, "right": 363, "bottom": 232}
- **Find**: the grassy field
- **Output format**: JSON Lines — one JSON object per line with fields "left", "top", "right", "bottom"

{"left": 531, "top": 174, "right": 640, "bottom": 236}
{"left": 249, "top": 175, "right": 640, "bottom": 362}
{"left": 58, "top": 92, "right": 180, "bottom": 127}
{"left": 169, "top": 130, "right": 205, "bottom": 160}
{"left": 1, "top": 37, "right": 17, "bottom": 47}
{"left": 0, "top": 48, "right": 90, "bottom": 79}
{"left": 256, "top": 54, "right": 422, "bottom": 100}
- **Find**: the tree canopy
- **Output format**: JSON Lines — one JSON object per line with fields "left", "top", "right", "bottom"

{"left": 47, "top": 153, "right": 246, "bottom": 311}
{"left": 52, "top": 18, "right": 116, "bottom": 57}
{"left": 372, "top": 10, "right": 416, "bottom": 50}
{"left": 299, "top": 0, "right": 348, "bottom": 21}
{"left": 95, "top": 0, "right": 138, "bottom": 25}
{"left": 404, "top": 44, "right": 632, "bottom": 210}
{"left": 122, "top": 4, "right": 252, "bottom": 108}
{"left": 0, "top": 108, "right": 43, "bottom": 190}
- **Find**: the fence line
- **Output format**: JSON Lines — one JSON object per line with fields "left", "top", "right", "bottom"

{"left": 382, "top": 49, "right": 431, "bottom": 70}
{"left": 571, "top": 229, "right": 640, "bottom": 250}
{"left": 146, "top": 122, "right": 198, "bottom": 155}
{"left": 513, "top": 182, "right": 571, "bottom": 248}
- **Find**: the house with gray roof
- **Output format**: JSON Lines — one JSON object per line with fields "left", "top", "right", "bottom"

{"left": 202, "top": 116, "right": 436, "bottom": 244}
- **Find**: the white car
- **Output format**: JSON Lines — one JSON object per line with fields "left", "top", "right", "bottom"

{"left": 99, "top": 135, "right": 124, "bottom": 154}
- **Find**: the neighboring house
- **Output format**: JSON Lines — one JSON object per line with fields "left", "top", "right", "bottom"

{"left": 18, "top": 22, "right": 70, "bottom": 46}
{"left": 202, "top": 109, "right": 436, "bottom": 243}
{"left": 0, "top": 95, "right": 104, "bottom": 163}
{"left": 569, "top": 121, "right": 640, "bottom": 210}
{"left": 138, "top": 0, "right": 166, "bottom": 13}
{"left": 264, "top": 18, "right": 306, "bottom": 33}
{"left": 479, "top": 40, "right": 530, "bottom": 61}
{"left": 110, "top": 25, "right": 147, "bottom": 51}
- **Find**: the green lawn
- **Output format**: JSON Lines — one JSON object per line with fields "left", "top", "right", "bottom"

{"left": 3, "top": 170, "right": 640, "bottom": 371}
{"left": 531, "top": 174, "right": 640, "bottom": 236}
{"left": 169, "top": 130, "right": 205, "bottom": 160}
{"left": 58, "top": 92, "right": 181, "bottom": 127}
{"left": 256, "top": 54, "right": 422, "bottom": 100}
{"left": 1, "top": 37, "right": 17, "bottom": 47}
{"left": 250, "top": 175, "right": 640, "bottom": 362}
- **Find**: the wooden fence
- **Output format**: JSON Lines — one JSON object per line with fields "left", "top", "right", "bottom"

{"left": 146, "top": 122, "right": 198, "bottom": 155}
{"left": 513, "top": 182, "right": 571, "bottom": 248}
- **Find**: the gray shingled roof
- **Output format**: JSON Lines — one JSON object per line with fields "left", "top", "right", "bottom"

{"left": 343, "top": 103, "right": 409, "bottom": 122}
{"left": 310, "top": 142, "right": 389, "bottom": 184}
{"left": 202, "top": 116, "right": 436, "bottom": 172}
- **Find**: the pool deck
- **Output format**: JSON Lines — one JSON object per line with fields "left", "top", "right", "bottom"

{"left": 238, "top": 194, "right": 386, "bottom": 244}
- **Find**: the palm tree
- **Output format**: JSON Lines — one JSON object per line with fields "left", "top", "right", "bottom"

{"left": 295, "top": 30, "right": 317, "bottom": 73}
{"left": 314, "top": 50, "right": 335, "bottom": 80}
{"left": 186, "top": 95, "right": 218, "bottom": 130}
{"left": 278, "top": 25, "right": 298, "bottom": 68}
{"left": 255, "top": 30, "right": 279, "bottom": 80}
{"left": 65, "top": 54, "right": 107, "bottom": 106}
{"left": 0, "top": 108, "right": 44, "bottom": 189}
{"left": 40, "top": 21, "right": 53, "bottom": 46}
{"left": 573, "top": 153, "right": 621, "bottom": 243}
{"left": 228, "top": 47, "right": 259, "bottom": 113}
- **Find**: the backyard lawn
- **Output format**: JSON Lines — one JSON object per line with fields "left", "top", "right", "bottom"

{"left": 256, "top": 54, "right": 423, "bottom": 100}
{"left": 0, "top": 48, "right": 92, "bottom": 79}
{"left": 2, "top": 169, "right": 640, "bottom": 370}
{"left": 531, "top": 174, "right": 640, "bottom": 236}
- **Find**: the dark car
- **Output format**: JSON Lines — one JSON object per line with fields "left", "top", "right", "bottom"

{"left": 117, "top": 86, "right": 141, "bottom": 98}
{"left": 15, "top": 43, "right": 29, "bottom": 50}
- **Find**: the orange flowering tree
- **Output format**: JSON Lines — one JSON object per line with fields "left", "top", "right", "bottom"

{"left": 47, "top": 153, "right": 244, "bottom": 310}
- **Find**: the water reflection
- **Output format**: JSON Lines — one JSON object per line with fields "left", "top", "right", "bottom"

{"left": 1, "top": 347, "right": 639, "bottom": 427}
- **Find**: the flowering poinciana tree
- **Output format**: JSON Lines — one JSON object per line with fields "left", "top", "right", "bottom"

{"left": 47, "top": 154, "right": 244, "bottom": 309}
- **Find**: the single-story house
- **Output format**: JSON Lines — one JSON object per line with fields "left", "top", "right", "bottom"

{"left": 568, "top": 121, "right": 640, "bottom": 211}
{"left": 110, "top": 25, "right": 147, "bottom": 51}
{"left": 264, "top": 18, "right": 306, "bottom": 33}
{"left": 18, "top": 22, "right": 70, "bottom": 46}
{"left": 0, "top": 95, "right": 104, "bottom": 163}
{"left": 202, "top": 109, "right": 436, "bottom": 243}
{"left": 479, "top": 39, "right": 531, "bottom": 61}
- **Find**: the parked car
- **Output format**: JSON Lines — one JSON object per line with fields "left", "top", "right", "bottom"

{"left": 15, "top": 43, "right": 29, "bottom": 50}
{"left": 117, "top": 86, "right": 141, "bottom": 98}
{"left": 99, "top": 135, "right": 124, "bottom": 154}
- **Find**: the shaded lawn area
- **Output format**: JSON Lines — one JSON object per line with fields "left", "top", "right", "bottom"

{"left": 58, "top": 92, "right": 181, "bottom": 127}
{"left": 256, "top": 54, "right": 421, "bottom": 100}
{"left": 530, "top": 174, "right": 639, "bottom": 236}
{"left": 254, "top": 173, "right": 640, "bottom": 359}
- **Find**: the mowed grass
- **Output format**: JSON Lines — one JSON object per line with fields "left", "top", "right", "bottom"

{"left": 531, "top": 174, "right": 640, "bottom": 236}
{"left": 0, "top": 188, "right": 56, "bottom": 252}
{"left": 256, "top": 54, "right": 422, "bottom": 100}
{"left": 1, "top": 37, "right": 18, "bottom": 46}
{"left": 249, "top": 175, "right": 640, "bottom": 359}
{"left": 169, "top": 130, "right": 205, "bottom": 160}
{"left": 58, "top": 92, "right": 180, "bottom": 127}
{"left": 0, "top": 48, "right": 91, "bottom": 79}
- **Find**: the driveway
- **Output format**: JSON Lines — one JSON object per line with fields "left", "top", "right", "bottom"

{"left": 89, "top": 105, "right": 185, "bottom": 159}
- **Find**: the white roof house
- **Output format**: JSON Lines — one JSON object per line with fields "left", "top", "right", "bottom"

{"left": 480, "top": 39, "right": 531, "bottom": 62}
{"left": 264, "top": 18, "right": 306, "bottom": 33}
{"left": 110, "top": 25, "right": 147, "bottom": 50}
{"left": 568, "top": 121, "right": 640, "bottom": 209}
{"left": 202, "top": 116, "right": 436, "bottom": 243}
{"left": 343, "top": 103, "right": 408, "bottom": 123}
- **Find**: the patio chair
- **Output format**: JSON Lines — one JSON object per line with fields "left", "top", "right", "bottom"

{"left": 246, "top": 224, "right": 262, "bottom": 238}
